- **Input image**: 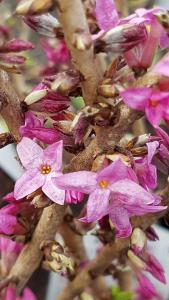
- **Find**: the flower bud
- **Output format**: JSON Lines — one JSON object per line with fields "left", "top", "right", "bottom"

{"left": 127, "top": 250, "right": 145, "bottom": 270}
{"left": 24, "top": 13, "right": 61, "bottom": 38}
{"left": 16, "top": 0, "right": 54, "bottom": 16}
{"left": 131, "top": 228, "right": 147, "bottom": 254}
{"left": 24, "top": 89, "right": 48, "bottom": 105}
{"left": 51, "top": 70, "right": 80, "bottom": 95}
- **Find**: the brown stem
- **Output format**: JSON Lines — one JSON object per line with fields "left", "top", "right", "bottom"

{"left": 57, "top": 183, "right": 169, "bottom": 300}
{"left": 0, "top": 71, "right": 23, "bottom": 142}
{"left": 57, "top": 0, "right": 102, "bottom": 105}
{"left": 115, "top": 269, "right": 132, "bottom": 291}
{"left": 9, "top": 204, "right": 65, "bottom": 292}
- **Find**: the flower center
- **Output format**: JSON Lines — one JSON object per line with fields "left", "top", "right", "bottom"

{"left": 99, "top": 180, "right": 109, "bottom": 188}
{"left": 150, "top": 100, "right": 158, "bottom": 107}
{"left": 41, "top": 164, "right": 51, "bottom": 175}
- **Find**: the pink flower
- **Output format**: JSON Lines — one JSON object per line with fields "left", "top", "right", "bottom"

{"left": 152, "top": 127, "right": 169, "bottom": 174}
{"left": 0, "top": 237, "right": 23, "bottom": 275}
{"left": 0, "top": 204, "right": 26, "bottom": 235}
{"left": 65, "top": 190, "right": 84, "bottom": 204}
{"left": 136, "top": 273, "right": 162, "bottom": 300}
{"left": 153, "top": 54, "right": 169, "bottom": 77}
{"left": 123, "top": 8, "right": 169, "bottom": 69}
{"left": 20, "top": 112, "right": 73, "bottom": 146}
{"left": 53, "top": 159, "right": 165, "bottom": 237}
{"left": 121, "top": 87, "right": 169, "bottom": 127}
{"left": 134, "top": 141, "right": 159, "bottom": 189}
{"left": 14, "top": 137, "right": 65, "bottom": 204}
{"left": 95, "top": 0, "right": 119, "bottom": 31}
{"left": 4, "top": 287, "right": 36, "bottom": 300}
{"left": 20, "top": 112, "right": 61, "bottom": 145}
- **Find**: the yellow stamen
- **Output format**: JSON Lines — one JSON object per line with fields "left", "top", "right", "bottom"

{"left": 41, "top": 164, "right": 51, "bottom": 175}
{"left": 99, "top": 180, "right": 109, "bottom": 188}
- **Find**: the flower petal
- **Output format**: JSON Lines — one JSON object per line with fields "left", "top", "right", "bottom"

{"left": 17, "top": 137, "right": 43, "bottom": 169}
{"left": 121, "top": 88, "right": 151, "bottom": 110}
{"left": 80, "top": 188, "right": 110, "bottom": 222}
{"left": 53, "top": 171, "right": 97, "bottom": 194}
{"left": 95, "top": 0, "right": 119, "bottom": 31}
{"left": 14, "top": 169, "right": 45, "bottom": 200}
{"left": 42, "top": 178, "right": 65, "bottom": 204}
{"left": 110, "top": 179, "right": 155, "bottom": 205}
{"left": 98, "top": 158, "right": 138, "bottom": 184}
{"left": 109, "top": 206, "right": 132, "bottom": 238}
{"left": 43, "top": 140, "right": 63, "bottom": 170}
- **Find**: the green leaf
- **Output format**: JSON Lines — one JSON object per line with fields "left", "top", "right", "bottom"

{"left": 71, "top": 96, "right": 85, "bottom": 110}
{"left": 112, "top": 287, "right": 133, "bottom": 300}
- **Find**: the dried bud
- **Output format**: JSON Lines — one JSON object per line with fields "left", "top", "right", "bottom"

{"left": 24, "top": 88, "right": 48, "bottom": 105}
{"left": 51, "top": 70, "right": 80, "bottom": 95}
{"left": 72, "top": 29, "right": 92, "bottom": 51}
{"left": 126, "top": 134, "right": 150, "bottom": 150}
{"left": 31, "top": 194, "right": 50, "bottom": 208}
{"left": 41, "top": 240, "right": 74, "bottom": 274}
{"left": 127, "top": 250, "right": 145, "bottom": 270}
{"left": 0, "top": 133, "right": 14, "bottom": 148}
{"left": 106, "top": 153, "right": 130, "bottom": 165}
{"left": 15, "top": 0, "right": 55, "bottom": 15}
{"left": 80, "top": 292, "right": 94, "bottom": 300}
{"left": 131, "top": 228, "right": 147, "bottom": 254}
{"left": 98, "top": 83, "right": 117, "bottom": 98}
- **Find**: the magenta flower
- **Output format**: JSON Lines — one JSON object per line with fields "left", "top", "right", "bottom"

{"left": 121, "top": 87, "right": 169, "bottom": 127}
{"left": 0, "top": 204, "right": 27, "bottom": 235}
{"left": 19, "top": 112, "right": 61, "bottom": 145}
{"left": 123, "top": 8, "right": 169, "bottom": 69}
{"left": 20, "top": 112, "right": 73, "bottom": 146}
{"left": 153, "top": 54, "right": 169, "bottom": 77}
{"left": 0, "top": 39, "right": 34, "bottom": 53}
{"left": 53, "top": 159, "right": 164, "bottom": 237}
{"left": 65, "top": 190, "right": 84, "bottom": 204}
{"left": 14, "top": 137, "right": 65, "bottom": 204}
{"left": 136, "top": 273, "right": 162, "bottom": 300}
{"left": 134, "top": 141, "right": 159, "bottom": 189}
{"left": 0, "top": 237, "right": 23, "bottom": 275}
{"left": 95, "top": 0, "right": 119, "bottom": 31}
{"left": 153, "top": 127, "right": 169, "bottom": 174}
{"left": 4, "top": 287, "right": 36, "bottom": 300}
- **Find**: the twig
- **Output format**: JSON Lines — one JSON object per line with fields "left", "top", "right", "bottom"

{"left": 57, "top": 0, "right": 102, "bottom": 105}
{"left": 9, "top": 204, "right": 65, "bottom": 292}
{"left": 0, "top": 71, "right": 23, "bottom": 142}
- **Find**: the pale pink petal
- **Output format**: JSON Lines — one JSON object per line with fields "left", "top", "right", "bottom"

{"left": 145, "top": 104, "right": 163, "bottom": 127}
{"left": 98, "top": 159, "right": 137, "bottom": 184}
{"left": 95, "top": 0, "right": 119, "bottom": 31}
{"left": 42, "top": 179, "right": 65, "bottom": 204}
{"left": 14, "top": 169, "right": 45, "bottom": 200}
{"left": 43, "top": 140, "right": 63, "bottom": 170}
{"left": 5, "top": 287, "right": 16, "bottom": 300}
{"left": 109, "top": 206, "right": 132, "bottom": 238}
{"left": 146, "top": 141, "right": 159, "bottom": 164}
{"left": 110, "top": 179, "right": 155, "bottom": 205}
{"left": 80, "top": 188, "right": 110, "bottom": 222}
{"left": 53, "top": 171, "right": 97, "bottom": 194}
{"left": 17, "top": 137, "right": 43, "bottom": 169}
{"left": 121, "top": 88, "right": 151, "bottom": 110}
{"left": 153, "top": 54, "right": 169, "bottom": 77}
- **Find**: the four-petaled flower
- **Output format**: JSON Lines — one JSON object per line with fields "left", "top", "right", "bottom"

{"left": 121, "top": 87, "right": 169, "bottom": 127}
{"left": 14, "top": 137, "right": 65, "bottom": 204}
{"left": 53, "top": 159, "right": 165, "bottom": 237}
